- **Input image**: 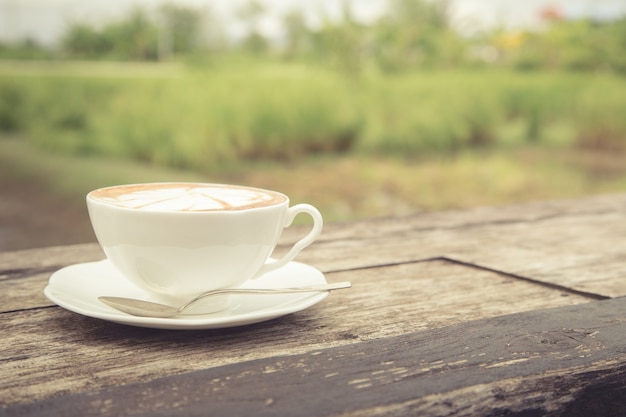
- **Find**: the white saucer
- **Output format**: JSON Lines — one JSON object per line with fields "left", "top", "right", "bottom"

{"left": 44, "top": 259, "right": 329, "bottom": 330}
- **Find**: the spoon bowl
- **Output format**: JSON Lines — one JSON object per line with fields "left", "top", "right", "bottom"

{"left": 98, "top": 281, "right": 351, "bottom": 318}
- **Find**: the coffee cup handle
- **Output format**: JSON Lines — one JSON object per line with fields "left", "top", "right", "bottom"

{"left": 254, "top": 204, "right": 323, "bottom": 278}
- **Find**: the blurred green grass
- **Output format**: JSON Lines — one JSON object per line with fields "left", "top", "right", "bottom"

{"left": 2, "top": 134, "right": 625, "bottom": 225}
{"left": 1, "top": 61, "right": 626, "bottom": 223}
{"left": 3, "top": 62, "right": 625, "bottom": 166}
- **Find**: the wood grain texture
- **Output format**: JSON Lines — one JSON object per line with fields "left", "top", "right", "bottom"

{"left": 5, "top": 297, "right": 626, "bottom": 417}
{"left": 289, "top": 193, "right": 626, "bottom": 297}
{"left": 2, "top": 193, "right": 626, "bottom": 416}
{"left": 0, "top": 243, "right": 104, "bottom": 271}
{"left": 0, "top": 260, "right": 592, "bottom": 408}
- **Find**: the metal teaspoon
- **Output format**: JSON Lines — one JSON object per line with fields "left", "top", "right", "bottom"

{"left": 98, "top": 281, "right": 352, "bottom": 318}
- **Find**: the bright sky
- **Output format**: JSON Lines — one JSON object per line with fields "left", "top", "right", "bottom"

{"left": 2, "top": 0, "right": 626, "bottom": 45}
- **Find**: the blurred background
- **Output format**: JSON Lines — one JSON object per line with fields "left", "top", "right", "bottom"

{"left": 1, "top": 0, "right": 625, "bottom": 251}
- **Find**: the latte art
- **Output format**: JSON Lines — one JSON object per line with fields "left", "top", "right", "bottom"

{"left": 90, "top": 183, "right": 286, "bottom": 211}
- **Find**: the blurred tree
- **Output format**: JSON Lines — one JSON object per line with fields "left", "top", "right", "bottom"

{"left": 61, "top": 23, "right": 112, "bottom": 59}
{"left": 61, "top": 8, "right": 158, "bottom": 61}
{"left": 604, "top": 18, "right": 626, "bottom": 73}
{"left": 312, "top": 1, "right": 365, "bottom": 74}
{"left": 158, "top": 4, "right": 205, "bottom": 58}
{"left": 60, "top": 5, "right": 208, "bottom": 61}
{"left": 282, "top": 9, "right": 310, "bottom": 59}
{"left": 237, "top": 0, "right": 270, "bottom": 54}
{"left": 512, "top": 17, "right": 626, "bottom": 73}
{"left": 371, "top": 0, "right": 464, "bottom": 71}
{"left": 102, "top": 9, "right": 159, "bottom": 61}
{"left": 48, "top": 0, "right": 626, "bottom": 73}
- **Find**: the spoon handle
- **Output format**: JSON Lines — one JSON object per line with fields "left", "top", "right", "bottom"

{"left": 181, "top": 281, "right": 352, "bottom": 311}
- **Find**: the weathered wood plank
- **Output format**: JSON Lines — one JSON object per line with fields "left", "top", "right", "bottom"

{"left": 446, "top": 209, "right": 626, "bottom": 298}
{"left": 0, "top": 271, "right": 54, "bottom": 311}
{"left": 287, "top": 193, "right": 626, "bottom": 245}
{"left": 2, "top": 193, "right": 626, "bottom": 416}
{"left": 0, "top": 244, "right": 105, "bottom": 311}
{"left": 3, "top": 193, "right": 625, "bottom": 306}
{"left": 0, "top": 260, "right": 593, "bottom": 407}
{"left": 0, "top": 243, "right": 104, "bottom": 271}
{"left": 5, "top": 296, "right": 626, "bottom": 417}
{"left": 291, "top": 193, "right": 626, "bottom": 297}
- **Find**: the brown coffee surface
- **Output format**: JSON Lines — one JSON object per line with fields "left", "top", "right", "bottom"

{"left": 89, "top": 183, "right": 287, "bottom": 211}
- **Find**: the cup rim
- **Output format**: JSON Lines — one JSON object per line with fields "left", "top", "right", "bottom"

{"left": 86, "top": 182, "right": 290, "bottom": 214}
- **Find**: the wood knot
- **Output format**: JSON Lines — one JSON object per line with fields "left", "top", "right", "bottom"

{"left": 506, "top": 329, "right": 597, "bottom": 354}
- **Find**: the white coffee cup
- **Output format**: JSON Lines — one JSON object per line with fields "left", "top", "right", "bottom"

{"left": 87, "top": 182, "right": 323, "bottom": 311}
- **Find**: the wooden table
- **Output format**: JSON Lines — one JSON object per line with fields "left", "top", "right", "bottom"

{"left": 2, "top": 193, "right": 626, "bottom": 416}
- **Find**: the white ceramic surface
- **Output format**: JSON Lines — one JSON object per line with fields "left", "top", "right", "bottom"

{"left": 86, "top": 182, "right": 323, "bottom": 305}
{"left": 44, "top": 259, "right": 329, "bottom": 330}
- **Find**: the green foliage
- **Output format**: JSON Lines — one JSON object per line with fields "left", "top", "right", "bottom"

{"left": 497, "top": 17, "right": 626, "bottom": 73}
{"left": 59, "top": 5, "right": 206, "bottom": 61}
{"left": 1, "top": 2, "right": 625, "bottom": 226}
{"left": 1, "top": 66, "right": 362, "bottom": 168}
{"left": 357, "top": 72, "right": 508, "bottom": 154}
{"left": 4, "top": 0, "right": 625, "bottom": 77}
{"left": 160, "top": 4, "right": 205, "bottom": 55}
{"left": 574, "top": 76, "right": 626, "bottom": 151}
{"left": 0, "top": 83, "right": 26, "bottom": 132}
{"left": 0, "top": 39, "right": 52, "bottom": 60}
{"left": 61, "top": 9, "right": 159, "bottom": 61}
{"left": 9, "top": 78, "right": 117, "bottom": 154}
{"left": 371, "top": 0, "right": 464, "bottom": 71}
{"left": 3, "top": 65, "right": 625, "bottom": 170}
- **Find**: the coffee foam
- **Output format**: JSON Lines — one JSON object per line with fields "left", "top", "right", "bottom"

{"left": 90, "top": 184, "right": 286, "bottom": 211}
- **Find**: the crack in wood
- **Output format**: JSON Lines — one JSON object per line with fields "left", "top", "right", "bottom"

{"left": 0, "top": 265, "right": 63, "bottom": 281}
{"left": 0, "top": 305, "right": 58, "bottom": 316}
{"left": 322, "top": 256, "right": 609, "bottom": 301}
{"left": 440, "top": 257, "right": 610, "bottom": 301}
